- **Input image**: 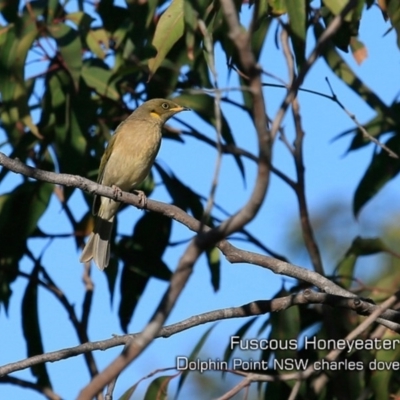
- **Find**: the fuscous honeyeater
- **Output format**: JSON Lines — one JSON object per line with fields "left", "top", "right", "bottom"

{"left": 80, "top": 98, "right": 190, "bottom": 270}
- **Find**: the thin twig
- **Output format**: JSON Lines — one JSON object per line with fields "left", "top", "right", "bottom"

{"left": 281, "top": 26, "right": 324, "bottom": 276}
{"left": 325, "top": 77, "right": 399, "bottom": 159}
{"left": 198, "top": 19, "right": 223, "bottom": 226}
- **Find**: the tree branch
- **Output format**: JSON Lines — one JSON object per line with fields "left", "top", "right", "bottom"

{"left": 2, "top": 289, "right": 400, "bottom": 378}
{"left": 0, "top": 376, "right": 62, "bottom": 400}
{"left": 0, "top": 152, "right": 369, "bottom": 300}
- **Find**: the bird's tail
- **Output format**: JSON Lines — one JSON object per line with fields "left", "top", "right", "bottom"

{"left": 80, "top": 216, "right": 114, "bottom": 270}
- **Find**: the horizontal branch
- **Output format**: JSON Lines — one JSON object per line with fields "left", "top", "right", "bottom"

{"left": 0, "top": 152, "right": 396, "bottom": 302}
{"left": 2, "top": 289, "right": 399, "bottom": 377}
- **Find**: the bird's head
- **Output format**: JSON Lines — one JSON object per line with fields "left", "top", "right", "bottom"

{"left": 136, "top": 98, "right": 190, "bottom": 124}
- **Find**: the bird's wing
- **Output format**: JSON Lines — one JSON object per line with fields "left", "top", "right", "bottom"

{"left": 92, "top": 131, "right": 118, "bottom": 216}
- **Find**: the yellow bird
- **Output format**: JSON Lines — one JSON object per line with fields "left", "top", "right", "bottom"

{"left": 80, "top": 98, "right": 189, "bottom": 270}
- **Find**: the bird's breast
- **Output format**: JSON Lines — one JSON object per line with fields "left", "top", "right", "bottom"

{"left": 101, "top": 120, "right": 162, "bottom": 191}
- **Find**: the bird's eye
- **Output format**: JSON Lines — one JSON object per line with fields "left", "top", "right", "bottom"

{"left": 161, "top": 103, "right": 169, "bottom": 110}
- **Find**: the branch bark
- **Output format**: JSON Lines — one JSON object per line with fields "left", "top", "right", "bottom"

{"left": 2, "top": 289, "right": 399, "bottom": 378}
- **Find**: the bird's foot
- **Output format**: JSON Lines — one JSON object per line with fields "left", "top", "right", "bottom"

{"left": 134, "top": 190, "right": 147, "bottom": 209}
{"left": 111, "top": 185, "right": 123, "bottom": 200}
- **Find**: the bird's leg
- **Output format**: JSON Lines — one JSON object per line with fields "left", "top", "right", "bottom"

{"left": 111, "top": 185, "right": 123, "bottom": 200}
{"left": 133, "top": 190, "right": 148, "bottom": 209}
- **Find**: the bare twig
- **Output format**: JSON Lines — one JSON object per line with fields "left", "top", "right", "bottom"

{"left": 325, "top": 77, "right": 399, "bottom": 158}
{"left": 280, "top": 26, "right": 325, "bottom": 276}
{"left": 198, "top": 19, "right": 223, "bottom": 225}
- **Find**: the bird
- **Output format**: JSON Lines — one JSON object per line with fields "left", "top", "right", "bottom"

{"left": 80, "top": 98, "right": 190, "bottom": 270}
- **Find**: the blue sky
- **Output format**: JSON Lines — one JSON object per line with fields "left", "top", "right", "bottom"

{"left": 1, "top": 2, "right": 400, "bottom": 399}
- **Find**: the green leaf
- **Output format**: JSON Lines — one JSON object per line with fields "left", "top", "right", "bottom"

{"left": 104, "top": 254, "right": 119, "bottom": 306}
{"left": 353, "top": 135, "right": 400, "bottom": 217}
{"left": 322, "top": 0, "right": 363, "bottom": 22}
{"left": 22, "top": 265, "right": 51, "bottom": 387}
{"left": 267, "top": 0, "right": 287, "bottom": 15}
{"left": 175, "top": 324, "right": 216, "bottom": 398}
{"left": 223, "top": 317, "right": 258, "bottom": 365}
{"left": 144, "top": 375, "right": 176, "bottom": 400}
{"left": 81, "top": 59, "right": 120, "bottom": 101}
{"left": 65, "top": 11, "right": 94, "bottom": 31}
{"left": 133, "top": 212, "right": 172, "bottom": 258}
{"left": 370, "top": 337, "right": 400, "bottom": 400}
{"left": 335, "top": 251, "right": 357, "bottom": 289}
{"left": 262, "top": 290, "right": 300, "bottom": 398}
{"left": 336, "top": 105, "right": 399, "bottom": 152}
{"left": 148, "top": 0, "right": 185, "bottom": 78}
{"left": 118, "top": 259, "right": 150, "bottom": 333}
{"left": 147, "top": 39, "right": 189, "bottom": 99}
{"left": 336, "top": 236, "right": 390, "bottom": 288}
{"left": 44, "top": 64, "right": 92, "bottom": 192}
{"left": 0, "top": 12, "right": 40, "bottom": 141}
{"left": 0, "top": 251, "right": 18, "bottom": 313}
{"left": 285, "top": 0, "right": 306, "bottom": 68}
{"left": 118, "top": 381, "right": 140, "bottom": 400}
{"left": 86, "top": 28, "right": 109, "bottom": 59}
{"left": 112, "top": 18, "right": 132, "bottom": 48}
{"left": 269, "top": 289, "right": 299, "bottom": 362}
{"left": 387, "top": 0, "right": 400, "bottom": 49}
{"left": 48, "top": 22, "right": 82, "bottom": 90}
{"left": 350, "top": 37, "right": 367, "bottom": 64}
{"left": 205, "top": 246, "right": 220, "bottom": 291}
{"left": 0, "top": 182, "right": 54, "bottom": 253}
{"left": 0, "top": 181, "right": 50, "bottom": 313}
{"left": 155, "top": 164, "right": 205, "bottom": 218}
{"left": 117, "top": 212, "right": 172, "bottom": 332}
{"left": 251, "top": 6, "right": 271, "bottom": 61}
{"left": 51, "top": 112, "right": 87, "bottom": 198}
{"left": 97, "top": 2, "right": 128, "bottom": 33}
{"left": 145, "top": 0, "right": 159, "bottom": 28}
{"left": 0, "top": 133, "right": 38, "bottom": 183}
{"left": 45, "top": 0, "right": 60, "bottom": 24}
{"left": 173, "top": 93, "right": 245, "bottom": 180}
{"left": 184, "top": 0, "right": 197, "bottom": 62}
{"left": 0, "top": 0, "right": 19, "bottom": 22}
{"left": 285, "top": 0, "right": 306, "bottom": 41}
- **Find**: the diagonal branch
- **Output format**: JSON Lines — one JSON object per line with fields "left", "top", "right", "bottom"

{"left": 280, "top": 26, "right": 324, "bottom": 276}
{"left": 0, "top": 151, "right": 360, "bottom": 300}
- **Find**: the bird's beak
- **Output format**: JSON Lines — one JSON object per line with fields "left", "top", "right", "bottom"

{"left": 171, "top": 105, "right": 191, "bottom": 112}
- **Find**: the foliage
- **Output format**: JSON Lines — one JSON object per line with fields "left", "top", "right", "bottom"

{"left": 0, "top": 0, "right": 400, "bottom": 399}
